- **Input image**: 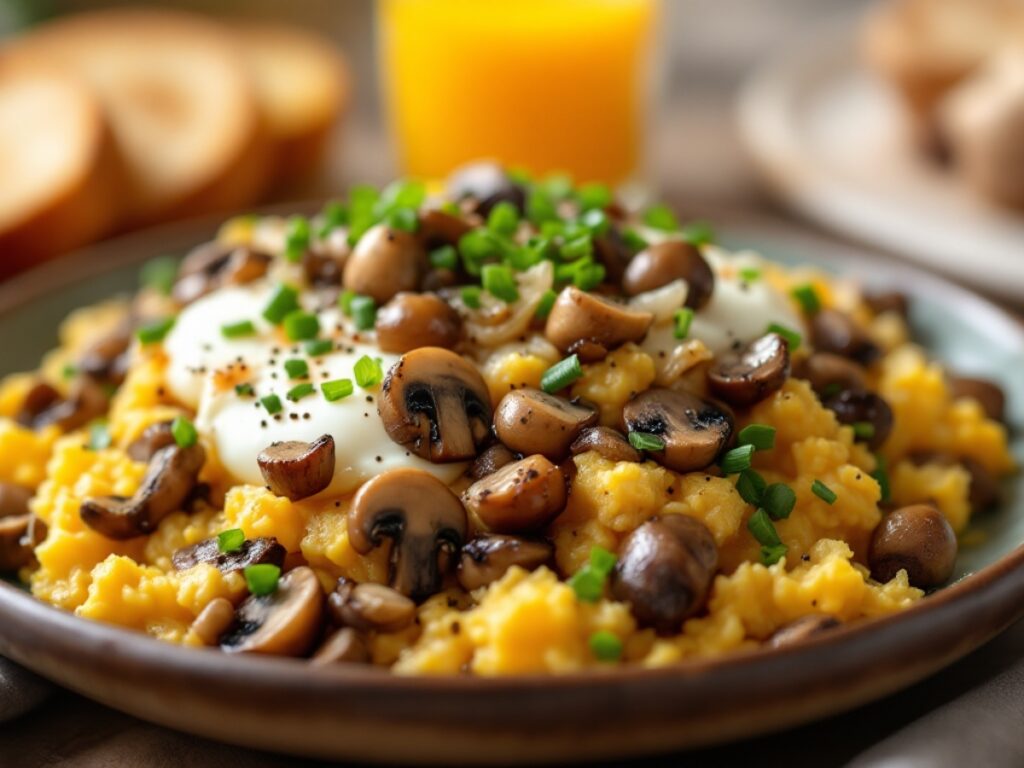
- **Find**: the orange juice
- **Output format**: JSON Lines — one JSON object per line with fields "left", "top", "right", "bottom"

{"left": 378, "top": 0, "right": 659, "bottom": 184}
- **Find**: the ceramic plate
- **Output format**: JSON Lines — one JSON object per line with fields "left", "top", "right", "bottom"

{"left": 0, "top": 211, "right": 1021, "bottom": 765}
{"left": 736, "top": 20, "right": 1024, "bottom": 302}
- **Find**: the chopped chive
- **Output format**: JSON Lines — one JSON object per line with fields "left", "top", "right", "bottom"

{"left": 554, "top": 255, "right": 591, "bottom": 284}
{"left": 720, "top": 444, "right": 756, "bottom": 474}
{"left": 872, "top": 453, "right": 890, "bottom": 502}
{"left": 260, "top": 394, "right": 282, "bottom": 415}
{"left": 766, "top": 322, "right": 802, "bottom": 351}
{"left": 321, "top": 378, "right": 354, "bottom": 402}
{"left": 736, "top": 468, "right": 768, "bottom": 506}
{"left": 627, "top": 431, "right": 666, "bottom": 452}
{"left": 812, "top": 479, "right": 837, "bottom": 504}
{"left": 792, "top": 283, "right": 822, "bottom": 314}
{"left": 305, "top": 338, "right": 334, "bottom": 357}
{"left": 316, "top": 199, "right": 348, "bottom": 237}
{"left": 217, "top": 528, "right": 245, "bottom": 554}
{"left": 739, "top": 266, "right": 761, "bottom": 283}
{"left": 487, "top": 201, "right": 520, "bottom": 237}
{"left": 560, "top": 233, "right": 594, "bottom": 261}
{"left": 621, "top": 228, "right": 649, "bottom": 252}
{"left": 385, "top": 207, "right": 419, "bottom": 233}
{"left": 244, "top": 564, "right": 281, "bottom": 596}
{"left": 429, "top": 245, "right": 459, "bottom": 271}
{"left": 643, "top": 203, "right": 679, "bottom": 231}
{"left": 673, "top": 307, "right": 694, "bottom": 340}
{"left": 534, "top": 289, "right": 558, "bottom": 319}
{"left": 283, "top": 310, "right": 320, "bottom": 341}
{"left": 170, "top": 416, "right": 198, "bottom": 448}
{"left": 747, "top": 508, "right": 783, "bottom": 549}
{"left": 140, "top": 255, "right": 178, "bottom": 295}
{"left": 353, "top": 355, "right": 384, "bottom": 388}
{"left": 573, "top": 262, "right": 606, "bottom": 291}
{"left": 762, "top": 483, "right": 796, "bottom": 520}
{"left": 284, "top": 358, "right": 309, "bottom": 379}
{"left": 338, "top": 289, "right": 357, "bottom": 316}
{"left": 760, "top": 543, "right": 788, "bottom": 566}
{"left": 234, "top": 383, "right": 254, "bottom": 397}
{"left": 137, "top": 317, "right": 175, "bottom": 345}
{"left": 350, "top": 295, "right": 377, "bottom": 331}
{"left": 852, "top": 421, "right": 876, "bottom": 441}
{"left": 589, "top": 630, "right": 623, "bottom": 662}
{"left": 87, "top": 420, "right": 111, "bottom": 451}
{"left": 681, "top": 220, "right": 715, "bottom": 246}
{"left": 589, "top": 546, "right": 617, "bottom": 576}
{"left": 284, "top": 216, "right": 311, "bottom": 263}
{"left": 568, "top": 568, "right": 605, "bottom": 603}
{"left": 541, "top": 173, "right": 573, "bottom": 201}
{"left": 460, "top": 286, "right": 482, "bottom": 309}
{"left": 580, "top": 208, "right": 610, "bottom": 236}
{"left": 263, "top": 284, "right": 300, "bottom": 324}
{"left": 738, "top": 424, "right": 776, "bottom": 451}
{"left": 540, "top": 354, "right": 583, "bottom": 393}
{"left": 286, "top": 383, "right": 315, "bottom": 401}
{"left": 482, "top": 264, "right": 519, "bottom": 303}
{"left": 61, "top": 363, "right": 78, "bottom": 380}
{"left": 526, "top": 188, "right": 558, "bottom": 225}
{"left": 221, "top": 320, "right": 256, "bottom": 339}
{"left": 577, "top": 183, "right": 612, "bottom": 211}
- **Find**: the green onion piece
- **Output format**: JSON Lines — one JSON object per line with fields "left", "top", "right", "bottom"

{"left": 346, "top": 184, "right": 381, "bottom": 245}
{"left": 621, "top": 228, "right": 649, "bottom": 252}
{"left": 812, "top": 479, "right": 837, "bottom": 504}
{"left": 747, "top": 508, "right": 783, "bottom": 547}
{"left": 244, "top": 564, "right": 281, "bottom": 596}
{"left": 284, "top": 216, "right": 311, "bottom": 263}
{"left": 458, "top": 228, "right": 513, "bottom": 275}
{"left": 286, "top": 383, "right": 315, "bottom": 402}
{"left": 338, "top": 289, "right": 357, "bottom": 316}
{"left": 540, "top": 354, "right": 583, "bottom": 393}
{"left": 260, "top": 394, "right": 282, "bottom": 415}
{"left": 681, "top": 220, "right": 715, "bottom": 246}
{"left": 560, "top": 233, "right": 594, "bottom": 261}
{"left": 791, "top": 283, "right": 822, "bottom": 314}
{"left": 738, "top": 266, "right": 761, "bottom": 283}
{"left": 577, "top": 183, "right": 612, "bottom": 211}
{"left": 283, "top": 310, "right": 320, "bottom": 341}
{"left": 542, "top": 173, "right": 573, "bottom": 200}
{"left": 221, "top": 320, "right": 256, "bottom": 339}
{"left": 526, "top": 188, "right": 558, "bottom": 225}
{"left": 305, "top": 338, "right": 334, "bottom": 357}
{"left": 533, "top": 290, "right": 557, "bottom": 320}
{"left": 234, "top": 383, "right": 254, "bottom": 397}
{"left": 673, "top": 307, "right": 694, "bottom": 340}
{"left": 87, "top": 420, "right": 111, "bottom": 451}
{"left": 720, "top": 444, "right": 755, "bottom": 474}
{"left": 872, "top": 453, "right": 891, "bottom": 502}
{"left": 262, "top": 284, "right": 300, "bottom": 324}
{"left": 482, "top": 264, "right": 520, "bottom": 303}
{"left": 554, "top": 255, "right": 591, "bottom": 284}
{"left": 217, "top": 528, "right": 245, "bottom": 554}
{"left": 377, "top": 178, "right": 426, "bottom": 212}
{"left": 171, "top": 416, "right": 198, "bottom": 448}
{"left": 760, "top": 543, "right": 788, "bottom": 566}
{"left": 589, "top": 630, "right": 623, "bottom": 662}
{"left": 738, "top": 424, "right": 776, "bottom": 451}
{"left": 736, "top": 469, "right": 767, "bottom": 506}
{"left": 350, "top": 295, "right": 377, "bottom": 331}
{"left": 429, "top": 245, "right": 459, "bottom": 271}
{"left": 140, "top": 256, "right": 178, "bottom": 295}
{"left": 284, "top": 358, "right": 309, "bottom": 379}
{"left": 439, "top": 200, "right": 461, "bottom": 215}
{"left": 321, "top": 378, "right": 354, "bottom": 402}
{"left": 589, "top": 546, "right": 617, "bottom": 577}
{"left": 137, "top": 317, "right": 175, "bottom": 345}
{"left": 61, "top": 363, "right": 78, "bottom": 380}
{"left": 580, "top": 208, "right": 610, "bottom": 236}
{"left": 353, "top": 355, "right": 384, "bottom": 388}
{"left": 385, "top": 207, "right": 419, "bottom": 233}
{"left": 765, "top": 322, "right": 802, "bottom": 351}
{"left": 487, "top": 201, "right": 520, "bottom": 237}
{"left": 460, "top": 286, "right": 482, "bottom": 309}
{"left": 573, "top": 262, "right": 606, "bottom": 291}
{"left": 316, "top": 200, "right": 349, "bottom": 238}
{"left": 762, "top": 483, "right": 796, "bottom": 520}
{"left": 643, "top": 203, "right": 680, "bottom": 231}
{"left": 852, "top": 421, "right": 876, "bottom": 441}
{"left": 507, "top": 241, "right": 545, "bottom": 271}
{"left": 627, "top": 431, "right": 666, "bottom": 452}
{"left": 568, "top": 568, "right": 605, "bottom": 603}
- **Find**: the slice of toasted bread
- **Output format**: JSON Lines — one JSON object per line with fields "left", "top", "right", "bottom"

{"left": 4, "top": 9, "right": 272, "bottom": 227}
{"left": 235, "top": 23, "right": 350, "bottom": 188}
{"left": 0, "top": 61, "right": 121, "bottom": 275}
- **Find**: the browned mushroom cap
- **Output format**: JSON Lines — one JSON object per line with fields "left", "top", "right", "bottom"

{"left": 569, "top": 426, "right": 643, "bottom": 463}
{"left": 257, "top": 434, "right": 335, "bottom": 501}
{"left": 312, "top": 627, "right": 370, "bottom": 666}
{"left": 708, "top": 333, "right": 791, "bottom": 407}
{"left": 463, "top": 455, "right": 567, "bottom": 534}
{"left": 622, "top": 241, "right": 715, "bottom": 309}
{"left": 348, "top": 468, "right": 467, "bottom": 601}
{"left": 810, "top": 309, "right": 880, "bottom": 365}
{"left": 221, "top": 566, "right": 325, "bottom": 656}
{"left": 0, "top": 482, "right": 39, "bottom": 572}
{"left": 864, "top": 290, "right": 909, "bottom": 318}
{"left": 623, "top": 388, "right": 733, "bottom": 473}
{"left": 493, "top": 388, "right": 598, "bottom": 460}
{"left": 611, "top": 515, "right": 719, "bottom": 635}
{"left": 126, "top": 421, "right": 176, "bottom": 462}
{"left": 447, "top": 161, "right": 525, "bottom": 216}
{"left": 869, "top": 504, "right": 957, "bottom": 588}
{"left": 80, "top": 443, "right": 206, "bottom": 539}
{"left": 823, "top": 389, "right": 894, "bottom": 450}
{"left": 173, "top": 242, "right": 272, "bottom": 305}
{"left": 378, "top": 347, "right": 492, "bottom": 463}
{"left": 457, "top": 534, "right": 554, "bottom": 591}
{"left": 343, "top": 224, "right": 427, "bottom": 305}
{"left": 303, "top": 249, "right": 344, "bottom": 287}
{"left": 172, "top": 536, "right": 285, "bottom": 574}
{"left": 327, "top": 579, "right": 417, "bottom": 632}
{"left": 189, "top": 597, "right": 236, "bottom": 645}
{"left": 375, "top": 293, "right": 462, "bottom": 354}
{"left": 767, "top": 614, "right": 840, "bottom": 649}
{"left": 794, "top": 353, "right": 867, "bottom": 396}
{"left": 948, "top": 375, "right": 1006, "bottom": 423}
{"left": 592, "top": 227, "right": 633, "bottom": 286}
{"left": 417, "top": 208, "right": 474, "bottom": 250}
{"left": 77, "top": 325, "right": 132, "bottom": 386}
{"left": 17, "top": 380, "right": 107, "bottom": 432}
{"left": 544, "top": 286, "right": 653, "bottom": 361}
{"left": 468, "top": 443, "right": 516, "bottom": 480}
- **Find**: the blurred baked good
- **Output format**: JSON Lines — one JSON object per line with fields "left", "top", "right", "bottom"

{"left": 236, "top": 23, "right": 350, "bottom": 188}
{"left": 0, "top": 61, "right": 120, "bottom": 275}
{"left": 3, "top": 9, "right": 273, "bottom": 227}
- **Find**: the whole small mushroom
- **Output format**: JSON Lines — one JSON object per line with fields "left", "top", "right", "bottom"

{"left": 327, "top": 579, "right": 417, "bottom": 633}
{"left": 126, "top": 421, "right": 176, "bottom": 462}
{"left": 221, "top": 566, "right": 325, "bottom": 656}
{"left": 708, "top": 333, "right": 791, "bottom": 407}
{"left": 457, "top": 534, "right": 554, "bottom": 591}
{"left": 869, "top": 504, "right": 958, "bottom": 588}
{"left": 257, "top": 434, "right": 336, "bottom": 500}
{"left": 569, "top": 426, "right": 643, "bottom": 463}
{"left": 375, "top": 292, "right": 462, "bottom": 353}
{"left": 810, "top": 309, "right": 880, "bottom": 365}
{"left": 463, "top": 455, "right": 567, "bottom": 534}
{"left": 622, "top": 388, "right": 733, "bottom": 473}
{"left": 823, "top": 389, "right": 894, "bottom": 450}
{"left": 343, "top": 224, "right": 427, "bottom": 304}
{"left": 493, "top": 388, "right": 597, "bottom": 460}
{"left": 189, "top": 597, "right": 236, "bottom": 646}
{"left": 312, "top": 627, "right": 370, "bottom": 666}
{"left": 795, "top": 353, "right": 867, "bottom": 397}
{"left": 543, "top": 286, "right": 653, "bottom": 361}
{"left": 622, "top": 241, "right": 715, "bottom": 309}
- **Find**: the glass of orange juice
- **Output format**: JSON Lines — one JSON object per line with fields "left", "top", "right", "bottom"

{"left": 377, "top": 0, "right": 660, "bottom": 185}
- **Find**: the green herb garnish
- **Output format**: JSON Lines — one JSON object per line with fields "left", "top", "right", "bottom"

{"left": 221, "top": 320, "right": 256, "bottom": 339}
{"left": 171, "top": 416, "right": 197, "bottom": 448}
{"left": 540, "top": 354, "right": 583, "bottom": 393}
{"left": 137, "top": 317, "right": 175, "bottom": 345}
{"left": 217, "top": 529, "right": 245, "bottom": 554}
{"left": 627, "top": 431, "right": 665, "bottom": 452}
{"left": 353, "top": 355, "right": 384, "bottom": 388}
{"left": 244, "top": 564, "right": 281, "bottom": 596}
{"left": 812, "top": 479, "right": 837, "bottom": 504}
{"left": 321, "top": 378, "right": 354, "bottom": 402}
{"left": 738, "top": 424, "right": 776, "bottom": 451}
